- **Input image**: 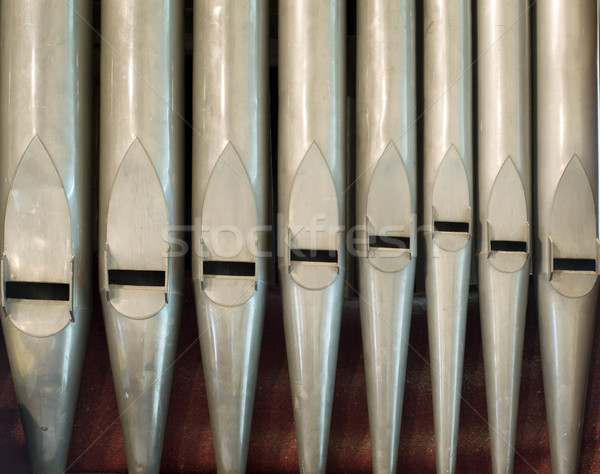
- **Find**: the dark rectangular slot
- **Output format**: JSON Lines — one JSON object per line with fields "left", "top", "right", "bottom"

{"left": 553, "top": 258, "right": 596, "bottom": 272}
{"left": 108, "top": 270, "right": 165, "bottom": 287}
{"left": 203, "top": 261, "right": 255, "bottom": 277}
{"left": 434, "top": 221, "right": 469, "bottom": 233}
{"left": 369, "top": 235, "right": 410, "bottom": 250}
{"left": 490, "top": 240, "right": 527, "bottom": 253}
{"left": 290, "top": 249, "right": 338, "bottom": 264}
{"left": 5, "top": 281, "right": 69, "bottom": 301}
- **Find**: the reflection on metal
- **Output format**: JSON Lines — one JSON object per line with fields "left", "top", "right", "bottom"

{"left": 537, "top": 1, "right": 599, "bottom": 472}
{"left": 356, "top": 1, "right": 416, "bottom": 472}
{"left": 192, "top": 1, "right": 269, "bottom": 472}
{"left": 477, "top": 2, "right": 531, "bottom": 472}
{"left": 423, "top": 1, "right": 472, "bottom": 472}
{"left": 278, "top": 1, "right": 346, "bottom": 472}
{"left": 536, "top": 6, "right": 599, "bottom": 472}
{"left": 99, "top": 1, "right": 184, "bottom": 472}
{"left": 0, "top": 1, "right": 92, "bottom": 472}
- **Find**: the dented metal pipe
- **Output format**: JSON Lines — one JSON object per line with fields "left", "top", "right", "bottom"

{"left": 99, "top": 1, "right": 184, "bottom": 472}
{"left": 423, "top": 1, "right": 473, "bottom": 472}
{"left": 278, "top": 1, "right": 346, "bottom": 472}
{"left": 536, "top": 1, "right": 599, "bottom": 472}
{"left": 192, "top": 1, "right": 269, "bottom": 472}
{"left": 0, "top": 1, "right": 92, "bottom": 472}
{"left": 356, "top": 1, "right": 416, "bottom": 472}
{"left": 477, "top": 1, "right": 531, "bottom": 472}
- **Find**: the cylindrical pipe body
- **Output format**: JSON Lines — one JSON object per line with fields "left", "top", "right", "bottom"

{"left": 536, "top": 1, "right": 599, "bottom": 472}
{"left": 356, "top": 1, "right": 416, "bottom": 472}
{"left": 423, "top": 1, "right": 472, "bottom": 472}
{"left": 477, "top": 2, "right": 531, "bottom": 472}
{"left": 278, "top": 1, "right": 346, "bottom": 472}
{"left": 192, "top": 1, "right": 269, "bottom": 472}
{"left": 99, "top": 1, "right": 184, "bottom": 472}
{"left": 0, "top": 1, "right": 92, "bottom": 472}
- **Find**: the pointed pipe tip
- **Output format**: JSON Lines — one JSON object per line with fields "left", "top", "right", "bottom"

{"left": 18, "top": 391, "right": 80, "bottom": 473}
{"left": 22, "top": 430, "right": 70, "bottom": 474}
{"left": 371, "top": 453, "right": 398, "bottom": 474}
{"left": 297, "top": 442, "right": 328, "bottom": 474}
{"left": 489, "top": 444, "right": 514, "bottom": 474}
{"left": 430, "top": 344, "right": 465, "bottom": 474}
{"left": 546, "top": 409, "right": 585, "bottom": 474}
{"left": 363, "top": 351, "right": 407, "bottom": 474}
{"left": 119, "top": 390, "right": 170, "bottom": 474}
{"left": 293, "top": 402, "right": 330, "bottom": 474}
{"left": 488, "top": 426, "right": 517, "bottom": 473}
{"left": 206, "top": 405, "right": 255, "bottom": 472}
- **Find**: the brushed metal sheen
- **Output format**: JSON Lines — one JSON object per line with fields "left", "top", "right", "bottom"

{"left": 477, "top": 1, "right": 531, "bottom": 472}
{"left": 192, "top": 1, "right": 269, "bottom": 472}
{"left": 99, "top": 2, "right": 184, "bottom": 472}
{"left": 356, "top": 1, "right": 417, "bottom": 472}
{"left": 0, "top": 1, "right": 92, "bottom": 472}
{"left": 278, "top": 1, "right": 346, "bottom": 472}
{"left": 536, "top": 1, "right": 599, "bottom": 472}
{"left": 423, "top": 1, "right": 473, "bottom": 472}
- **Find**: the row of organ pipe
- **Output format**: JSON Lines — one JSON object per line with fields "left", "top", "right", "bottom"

{"left": 0, "top": 1, "right": 597, "bottom": 473}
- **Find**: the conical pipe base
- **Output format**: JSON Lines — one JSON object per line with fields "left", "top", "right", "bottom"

{"left": 195, "top": 284, "right": 265, "bottom": 474}
{"left": 359, "top": 264, "right": 415, "bottom": 473}
{"left": 281, "top": 277, "right": 344, "bottom": 474}
{"left": 537, "top": 279, "right": 598, "bottom": 474}
{"left": 2, "top": 315, "right": 90, "bottom": 474}
{"left": 479, "top": 263, "right": 528, "bottom": 474}
{"left": 103, "top": 301, "right": 182, "bottom": 474}
{"left": 426, "top": 242, "right": 471, "bottom": 474}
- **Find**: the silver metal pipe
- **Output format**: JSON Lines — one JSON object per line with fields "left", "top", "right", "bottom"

{"left": 0, "top": 1, "right": 92, "bottom": 472}
{"left": 278, "top": 1, "right": 346, "bottom": 472}
{"left": 477, "top": 1, "right": 531, "bottom": 472}
{"left": 356, "top": 1, "right": 416, "bottom": 472}
{"left": 536, "top": 1, "right": 599, "bottom": 472}
{"left": 423, "top": 1, "right": 472, "bottom": 472}
{"left": 99, "top": 2, "right": 184, "bottom": 472}
{"left": 192, "top": 1, "right": 269, "bottom": 472}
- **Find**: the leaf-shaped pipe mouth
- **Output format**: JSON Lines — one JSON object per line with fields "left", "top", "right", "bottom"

{"left": 199, "top": 143, "right": 259, "bottom": 307}
{"left": 431, "top": 146, "right": 471, "bottom": 252}
{"left": 3, "top": 136, "right": 73, "bottom": 337}
{"left": 105, "top": 139, "right": 169, "bottom": 319}
{"left": 287, "top": 143, "right": 340, "bottom": 290}
{"left": 549, "top": 155, "right": 598, "bottom": 298}
{"left": 486, "top": 157, "right": 529, "bottom": 273}
{"left": 366, "top": 142, "right": 413, "bottom": 273}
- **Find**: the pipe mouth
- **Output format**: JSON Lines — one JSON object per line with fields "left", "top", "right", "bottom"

{"left": 369, "top": 235, "right": 410, "bottom": 250}
{"left": 552, "top": 258, "right": 596, "bottom": 273}
{"left": 106, "top": 269, "right": 168, "bottom": 320}
{"left": 434, "top": 221, "right": 469, "bottom": 234}
{"left": 203, "top": 260, "right": 256, "bottom": 278}
{"left": 108, "top": 270, "right": 166, "bottom": 287}
{"left": 290, "top": 249, "right": 338, "bottom": 264}
{"left": 5, "top": 281, "right": 70, "bottom": 301}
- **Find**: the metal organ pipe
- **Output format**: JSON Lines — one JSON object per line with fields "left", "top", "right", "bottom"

{"left": 423, "top": 1, "right": 473, "bottom": 472}
{"left": 278, "top": 1, "right": 346, "bottom": 472}
{"left": 356, "top": 1, "right": 417, "bottom": 472}
{"left": 536, "top": 1, "right": 599, "bottom": 472}
{"left": 192, "top": 1, "right": 269, "bottom": 472}
{"left": 0, "top": 1, "right": 92, "bottom": 472}
{"left": 99, "top": 1, "right": 185, "bottom": 472}
{"left": 477, "top": 1, "right": 531, "bottom": 472}
{"left": 2, "top": 3, "right": 599, "bottom": 472}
